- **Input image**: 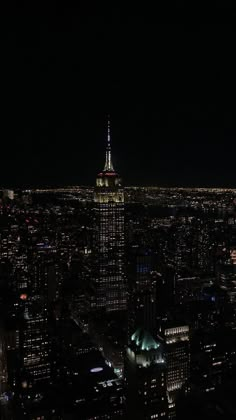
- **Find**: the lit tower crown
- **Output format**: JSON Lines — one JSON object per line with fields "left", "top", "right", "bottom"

{"left": 96, "top": 117, "right": 122, "bottom": 188}
{"left": 103, "top": 118, "right": 115, "bottom": 172}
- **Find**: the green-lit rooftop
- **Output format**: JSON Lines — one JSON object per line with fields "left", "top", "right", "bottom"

{"left": 131, "top": 328, "right": 161, "bottom": 351}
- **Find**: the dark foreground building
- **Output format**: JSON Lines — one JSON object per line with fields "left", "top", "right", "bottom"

{"left": 125, "top": 327, "right": 168, "bottom": 419}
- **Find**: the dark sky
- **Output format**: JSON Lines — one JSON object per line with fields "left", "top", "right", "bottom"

{"left": 1, "top": 3, "right": 236, "bottom": 188}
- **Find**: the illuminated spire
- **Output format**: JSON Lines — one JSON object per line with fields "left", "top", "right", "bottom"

{"left": 104, "top": 116, "right": 115, "bottom": 172}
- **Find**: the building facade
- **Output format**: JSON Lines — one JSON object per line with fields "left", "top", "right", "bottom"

{"left": 163, "top": 324, "right": 190, "bottom": 419}
{"left": 93, "top": 120, "right": 127, "bottom": 312}
{"left": 125, "top": 328, "right": 168, "bottom": 419}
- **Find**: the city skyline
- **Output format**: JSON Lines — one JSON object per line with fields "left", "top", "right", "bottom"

{"left": 1, "top": 124, "right": 236, "bottom": 418}
{"left": 2, "top": 4, "right": 236, "bottom": 420}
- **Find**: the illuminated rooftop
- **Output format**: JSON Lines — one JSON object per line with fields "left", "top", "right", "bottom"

{"left": 131, "top": 328, "right": 161, "bottom": 351}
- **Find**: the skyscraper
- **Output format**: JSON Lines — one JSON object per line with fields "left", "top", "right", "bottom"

{"left": 93, "top": 119, "right": 126, "bottom": 313}
{"left": 127, "top": 246, "right": 160, "bottom": 338}
{"left": 17, "top": 246, "right": 52, "bottom": 388}
{"left": 162, "top": 324, "right": 190, "bottom": 419}
{"left": 125, "top": 328, "right": 168, "bottom": 419}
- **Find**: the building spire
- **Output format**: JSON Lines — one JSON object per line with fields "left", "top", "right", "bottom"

{"left": 104, "top": 116, "right": 114, "bottom": 172}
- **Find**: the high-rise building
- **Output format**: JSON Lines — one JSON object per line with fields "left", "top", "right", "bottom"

{"left": 127, "top": 246, "right": 160, "bottom": 337}
{"left": 17, "top": 248, "right": 52, "bottom": 388}
{"left": 5, "top": 243, "right": 54, "bottom": 393}
{"left": 93, "top": 119, "right": 126, "bottom": 312}
{"left": 162, "top": 324, "right": 190, "bottom": 419}
{"left": 125, "top": 327, "right": 168, "bottom": 419}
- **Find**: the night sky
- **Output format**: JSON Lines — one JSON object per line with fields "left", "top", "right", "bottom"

{"left": 1, "top": 3, "right": 236, "bottom": 188}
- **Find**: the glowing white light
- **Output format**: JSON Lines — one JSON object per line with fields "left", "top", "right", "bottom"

{"left": 90, "top": 367, "right": 103, "bottom": 373}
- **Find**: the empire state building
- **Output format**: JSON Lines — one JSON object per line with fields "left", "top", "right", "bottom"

{"left": 93, "top": 119, "right": 127, "bottom": 313}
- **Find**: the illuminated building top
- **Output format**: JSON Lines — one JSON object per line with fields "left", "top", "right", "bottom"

{"left": 96, "top": 118, "right": 122, "bottom": 188}
{"left": 103, "top": 118, "right": 114, "bottom": 172}
{"left": 131, "top": 328, "right": 160, "bottom": 351}
{"left": 127, "top": 328, "right": 165, "bottom": 367}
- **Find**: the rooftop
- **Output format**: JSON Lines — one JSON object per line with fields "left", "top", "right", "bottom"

{"left": 131, "top": 328, "right": 162, "bottom": 351}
